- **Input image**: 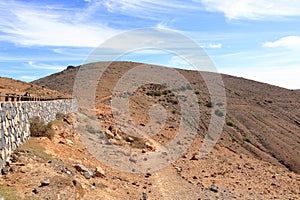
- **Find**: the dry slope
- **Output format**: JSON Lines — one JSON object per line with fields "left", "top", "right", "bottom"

{"left": 32, "top": 61, "right": 300, "bottom": 174}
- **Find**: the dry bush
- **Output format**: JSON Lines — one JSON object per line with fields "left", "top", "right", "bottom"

{"left": 29, "top": 117, "right": 55, "bottom": 139}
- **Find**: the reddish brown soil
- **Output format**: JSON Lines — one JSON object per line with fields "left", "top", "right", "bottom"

{"left": 0, "top": 114, "right": 299, "bottom": 199}
{"left": 33, "top": 61, "right": 300, "bottom": 174}
{"left": 0, "top": 76, "right": 69, "bottom": 99}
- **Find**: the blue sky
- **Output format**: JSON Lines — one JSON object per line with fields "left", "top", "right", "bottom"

{"left": 0, "top": 0, "right": 300, "bottom": 89}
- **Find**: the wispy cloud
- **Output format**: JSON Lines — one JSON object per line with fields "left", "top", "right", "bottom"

{"left": 97, "top": 0, "right": 202, "bottom": 20}
{"left": 263, "top": 36, "right": 300, "bottom": 50}
{"left": 200, "top": 0, "right": 300, "bottom": 20}
{"left": 27, "top": 61, "right": 65, "bottom": 70}
{"left": 20, "top": 75, "right": 38, "bottom": 81}
{"left": 0, "top": 1, "right": 119, "bottom": 47}
{"left": 202, "top": 43, "right": 222, "bottom": 49}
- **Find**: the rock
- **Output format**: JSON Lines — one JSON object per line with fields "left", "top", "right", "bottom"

{"left": 73, "top": 163, "right": 94, "bottom": 179}
{"left": 94, "top": 166, "right": 105, "bottom": 178}
{"left": 83, "top": 171, "right": 93, "bottom": 179}
{"left": 132, "top": 181, "right": 139, "bottom": 186}
{"left": 63, "top": 115, "right": 73, "bottom": 125}
{"left": 142, "top": 192, "right": 147, "bottom": 200}
{"left": 1, "top": 166, "right": 11, "bottom": 175}
{"left": 115, "top": 134, "right": 123, "bottom": 140}
{"left": 105, "top": 130, "right": 114, "bottom": 139}
{"left": 190, "top": 153, "right": 199, "bottom": 161}
{"left": 11, "top": 153, "right": 18, "bottom": 162}
{"left": 72, "top": 179, "right": 80, "bottom": 186}
{"left": 145, "top": 142, "right": 155, "bottom": 150}
{"left": 209, "top": 184, "right": 218, "bottom": 192}
{"left": 126, "top": 137, "right": 134, "bottom": 142}
{"left": 73, "top": 163, "right": 89, "bottom": 172}
{"left": 40, "top": 179, "right": 50, "bottom": 187}
{"left": 145, "top": 172, "right": 151, "bottom": 178}
{"left": 65, "top": 139, "right": 73, "bottom": 145}
{"left": 32, "top": 188, "right": 39, "bottom": 194}
{"left": 175, "top": 166, "right": 182, "bottom": 173}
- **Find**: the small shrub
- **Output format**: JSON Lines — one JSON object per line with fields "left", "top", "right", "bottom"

{"left": 162, "top": 90, "right": 171, "bottom": 95}
{"left": 243, "top": 136, "right": 250, "bottom": 143}
{"left": 195, "top": 91, "right": 201, "bottom": 95}
{"left": 186, "top": 85, "right": 192, "bottom": 90}
{"left": 29, "top": 117, "right": 55, "bottom": 139}
{"left": 172, "top": 110, "right": 177, "bottom": 114}
{"left": 226, "top": 121, "right": 234, "bottom": 127}
{"left": 215, "top": 110, "right": 224, "bottom": 117}
{"left": 146, "top": 91, "right": 161, "bottom": 96}
{"left": 216, "top": 102, "right": 224, "bottom": 106}
{"left": 153, "top": 91, "right": 161, "bottom": 96}
{"left": 206, "top": 102, "right": 214, "bottom": 108}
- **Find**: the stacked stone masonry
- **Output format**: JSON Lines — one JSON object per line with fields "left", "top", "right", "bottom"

{"left": 0, "top": 99, "right": 77, "bottom": 170}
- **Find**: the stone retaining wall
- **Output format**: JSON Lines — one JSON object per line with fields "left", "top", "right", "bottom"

{"left": 0, "top": 99, "right": 77, "bottom": 170}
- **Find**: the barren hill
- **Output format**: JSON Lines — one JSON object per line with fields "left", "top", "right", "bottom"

{"left": 0, "top": 76, "right": 70, "bottom": 99}
{"left": 33, "top": 61, "right": 300, "bottom": 174}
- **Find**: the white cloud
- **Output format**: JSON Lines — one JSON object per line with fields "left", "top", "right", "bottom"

{"left": 20, "top": 75, "right": 38, "bottom": 81}
{"left": 0, "top": 1, "right": 120, "bottom": 47}
{"left": 202, "top": 43, "right": 222, "bottom": 49}
{"left": 200, "top": 0, "right": 300, "bottom": 20}
{"left": 27, "top": 61, "right": 65, "bottom": 70}
{"left": 220, "top": 64, "right": 300, "bottom": 89}
{"left": 263, "top": 36, "right": 300, "bottom": 50}
{"left": 100, "top": 0, "right": 200, "bottom": 19}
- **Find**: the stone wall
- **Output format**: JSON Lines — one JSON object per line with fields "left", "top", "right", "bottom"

{"left": 0, "top": 99, "right": 77, "bottom": 170}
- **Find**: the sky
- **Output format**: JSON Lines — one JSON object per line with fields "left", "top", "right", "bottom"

{"left": 0, "top": 0, "right": 300, "bottom": 89}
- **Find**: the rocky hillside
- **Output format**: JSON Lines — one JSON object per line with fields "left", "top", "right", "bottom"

{"left": 33, "top": 61, "right": 300, "bottom": 174}
{"left": 0, "top": 113, "right": 299, "bottom": 199}
{"left": 0, "top": 76, "right": 69, "bottom": 99}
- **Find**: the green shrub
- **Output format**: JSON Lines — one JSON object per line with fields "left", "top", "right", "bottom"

{"left": 146, "top": 91, "right": 161, "bottom": 96}
{"left": 226, "top": 121, "right": 234, "bottom": 126}
{"left": 172, "top": 110, "right": 177, "bottom": 114}
{"left": 215, "top": 110, "right": 224, "bottom": 117}
{"left": 206, "top": 102, "right": 214, "bottom": 108}
{"left": 243, "top": 136, "right": 250, "bottom": 143}
{"left": 195, "top": 91, "right": 201, "bottom": 95}
{"left": 154, "top": 91, "right": 161, "bottom": 96}
{"left": 162, "top": 90, "right": 171, "bottom": 95}
{"left": 29, "top": 117, "right": 55, "bottom": 139}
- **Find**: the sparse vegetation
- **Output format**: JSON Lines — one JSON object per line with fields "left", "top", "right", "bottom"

{"left": 232, "top": 137, "right": 237, "bottom": 142}
{"left": 0, "top": 185, "right": 20, "bottom": 200}
{"left": 226, "top": 121, "right": 234, "bottom": 127}
{"left": 29, "top": 117, "right": 56, "bottom": 139}
{"left": 243, "top": 136, "right": 251, "bottom": 143}
{"left": 206, "top": 101, "right": 214, "bottom": 108}
{"left": 146, "top": 91, "right": 162, "bottom": 96}
{"left": 215, "top": 109, "right": 224, "bottom": 117}
{"left": 216, "top": 102, "right": 224, "bottom": 106}
{"left": 162, "top": 90, "right": 171, "bottom": 95}
{"left": 18, "top": 137, "right": 52, "bottom": 161}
